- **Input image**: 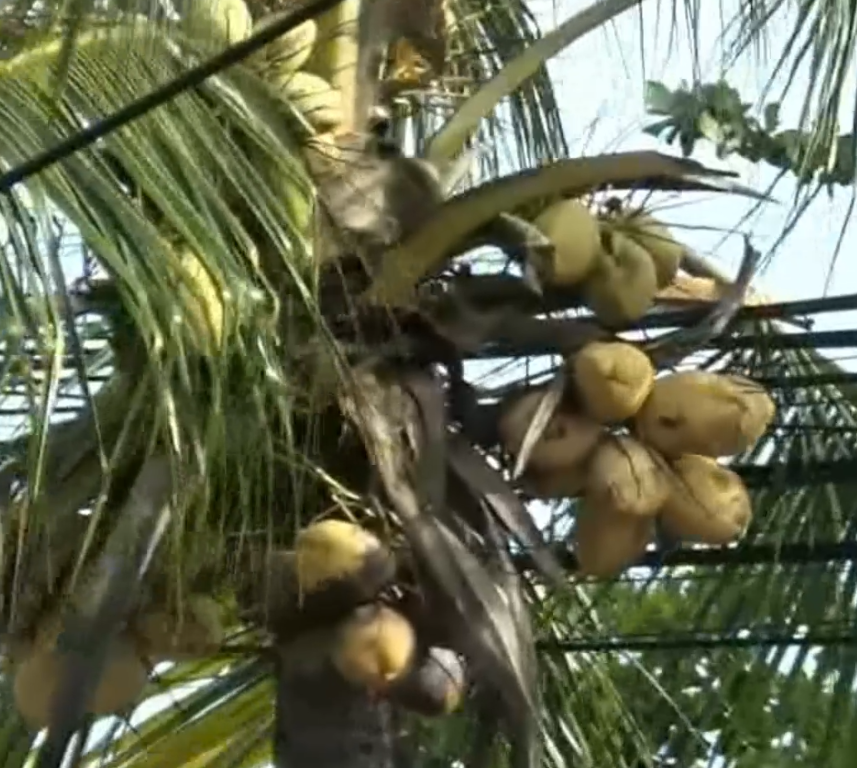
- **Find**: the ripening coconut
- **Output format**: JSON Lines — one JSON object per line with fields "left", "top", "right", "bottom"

{"left": 634, "top": 371, "right": 776, "bottom": 458}
{"left": 572, "top": 341, "right": 655, "bottom": 423}
{"left": 251, "top": 15, "right": 317, "bottom": 73}
{"left": 294, "top": 519, "right": 396, "bottom": 597}
{"left": 532, "top": 199, "right": 603, "bottom": 287}
{"left": 584, "top": 435, "right": 670, "bottom": 519}
{"left": 13, "top": 635, "right": 147, "bottom": 729}
{"left": 183, "top": 0, "right": 253, "bottom": 49}
{"left": 270, "top": 71, "right": 344, "bottom": 130}
{"left": 519, "top": 464, "right": 589, "bottom": 500}
{"left": 498, "top": 388, "right": 603, "bottom": 475}
{"left": 612, "top": 210, "right": 686, "bottom": 287}
{"left": 572, "top": 501, "right": 654, "bottom": 578}
{"left": 583, "top": 230, "right": 658, "bottom": 326}
{"left": 173, "top": 244, "right": 224, "bottom": 355}
{"left": 134, "top": 594, "right": 226, "bottom": 661}
{"left": 331, "top": 605, "right": 416, "bottom": 692}
{"left": 659, "top": 454, "right": 753, "bottom": 545}
{"left": 389, "top": 646, "right": 466, "bottom": 717}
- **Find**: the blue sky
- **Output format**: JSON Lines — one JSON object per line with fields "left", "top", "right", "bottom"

{"left": 536, "top": 0, "right": 857, "bottom": 346}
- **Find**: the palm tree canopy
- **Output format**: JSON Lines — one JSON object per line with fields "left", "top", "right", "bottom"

{"left": 0, "top": 0, "right": 855, "bottom": 767}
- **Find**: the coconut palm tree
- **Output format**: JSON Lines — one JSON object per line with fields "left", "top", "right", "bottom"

{"left": 1, "top": 0, "right": 857, "bottom": 767}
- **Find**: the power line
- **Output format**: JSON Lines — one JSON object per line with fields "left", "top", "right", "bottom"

{"left": 537, "top": 629, "right": 857, "bottom": 653}
{"left": 515, "top": 540, "right": 857, "bottom": 575}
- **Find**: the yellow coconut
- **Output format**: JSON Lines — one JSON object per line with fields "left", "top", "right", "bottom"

{"left": 584, "top": 436, "right": 670, "bottom": 519}
{"left": 634, "top": 371, "right": 776, "bottom": 458}
{"left": 498, "top": 388, "right": 603, "bottom": 474}
{"left": 275, "top": 71, "right": 344, "bottom": 131}
{"left": 331, "top": 605, "right": 416, "bottom": 692}
{"left": 583, "top": 230, "right": 658, "bottom": 326}
{"left": 295, "top": 519, "right": 395, "bottom": 596}
{"left": 302, "top": 0, "right": 359, "bottom": 119}
{"left": 184, "top": 0, "right": 252, "bottom": 49}
{"left": 251, "top": 14, "right": 318, "bottom": 73}
{"left": 135, "top": 594, "right": 226, "bottom": 661}
{"left": 173, "top": 244, "right": 225, "bottom": 355}
{"left": 613, "top": 211, "right": 685, "bottom": 287}
{"left": 660, "top": 455, "right": 752, "bottom": 545}
{"left": 572, "top": 341, "right": 655, "bottom": 423}
{"left": 572, "top": 502, "right": 653, "bottom": 578}
{"left": 390, "top": 646, "right": 466, "bottom": 717}
{"left": 13, "top": 636, "right": 148, "bottom": 729}
{"left": 532, "top": 199, "right": 603, "bottom": 286}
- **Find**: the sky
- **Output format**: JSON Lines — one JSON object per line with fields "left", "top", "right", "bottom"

{"left": 536, "top": 0, "right": 857, "bottom": 353}
{"left": 21, "top": 0, "right": 857, "bottom": 763}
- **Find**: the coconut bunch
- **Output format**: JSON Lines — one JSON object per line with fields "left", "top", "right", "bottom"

{"left": 9, "top": 612, "right": 149, "bottom": 730}
{"left": 243, "top": 519, "right": 467, "bottom": 719}
{"left": 248, "top": 9, "right": 346, "bottom": 134}
{"left": 530, "top": 198, "right": 688, "bottom": 327}
{"left": 499, "top": 341, "right": 777, "bottom": 578}
{"left": 183, "top": 0, "right": 346, "bottom": 135}
{"left": 132, "top": 592, "right": 231, "bottom": 662}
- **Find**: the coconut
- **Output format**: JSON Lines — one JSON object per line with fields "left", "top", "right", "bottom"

{"left": 13, "top": 636, "right": 148, "bottom": 729}
{"left": 275, "top": 71, "right": 344, "bottom": 130}
{"left": 302, "top": 0, "right": 359, "bottom": 97}
{"left": 173, "top": 245, "right": 224, "bottom": 354}
{"left": 634, "top": 371, "right": 776, "bottom": 458}
{"left": 295, "top": 519, "right": 395, "bottom": 596}
{"left": 184, "top": 0, "right": 252, "bottom": 48}
{"left": 572, "top": 501, "right": 653, "bottom": 578}
{"left": 614, "top": 211, "right": 685, "bottom": 287}
{"left": 660, "top": 455, "right": 752, "bottom": 544}
{"left": 583, "top": 230, "right": 658, "bottom": 326}
{"left": 532, "top": 198, "right": 602, "bottom": 286}
{"left": 572, "top": 341, "right": 655, "bottom": 423}
{"left": 520, "top": 465, "right": 588, "bottom": 500}
{"left": 135, "top": 594, "right": 225, "bottom": 661}
{"left": 389, "top": 646, "right": 466, "bottom": 717}
{"left": 240, "top": 523, "right": 396, "bottom": 639}
{"left": 331, "top": 605, "right": 416, "bottom": 692}
{"left": 251, "top": 15, "right": 317, "bottom": 73}
{"left": 584, "top": 436, "right": 669, "bottom": 518}
{"left": 498, "top": 389, "right": 603, "bottom": 474}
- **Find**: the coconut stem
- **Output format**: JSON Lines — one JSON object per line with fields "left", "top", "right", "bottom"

{"left": 273, "top": 645, "right": 404, "bottom": 768}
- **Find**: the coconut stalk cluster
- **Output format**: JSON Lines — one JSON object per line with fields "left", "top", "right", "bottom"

{"left": 500, "top": 339, "right": 775, "bottom": 579}
{"left": 242, "top": 519, "right": 468, "bottom": 719}
{"left": 8, "top": 579, "right": 233, "bottom": 729}
{"left": 6, "top": 519, "right": 465, "bottom": 729}
{"left": 532, "top": 197, "right": 690, "bottom": 325}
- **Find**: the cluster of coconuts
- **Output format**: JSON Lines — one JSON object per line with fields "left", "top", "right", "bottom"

{"left": 181, "top": 0, "right": 343, "bottom": 133}
{"left": 8, "top": 587, "right": 231, "bottom": 730}
{"left": 531, "top": 198, "right": 688, "bottom": 326}
{"left": 499, "top": 341, "right": 777, "bottom": 578}
{"left": 245, "top": 519, "right": 467, "bottom": 718}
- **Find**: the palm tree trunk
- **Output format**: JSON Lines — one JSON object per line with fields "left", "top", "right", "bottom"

{"left": 273, "top": 647, "right": 403, "bottom": 768}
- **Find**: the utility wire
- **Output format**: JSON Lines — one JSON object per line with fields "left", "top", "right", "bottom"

{"left": 0, "top": 0, "right": 344, "bottom": 193}
{"left": 537, "top": 629, "right": 857, "bottom": 653}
